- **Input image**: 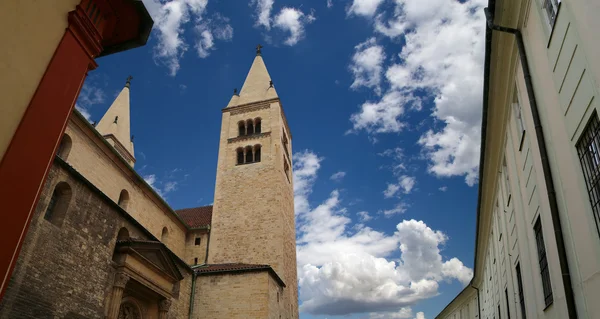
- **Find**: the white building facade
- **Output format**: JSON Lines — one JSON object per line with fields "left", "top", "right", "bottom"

{"left": 436, "top": 0, "right": 600, "bottom": 318}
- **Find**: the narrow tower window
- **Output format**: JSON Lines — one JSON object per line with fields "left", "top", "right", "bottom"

{"left": 254, "top": 145, "right": 262, "bottom": 162}
{"left": 194, "top": 257, "right": 198, "bottom": 265}
{"left": 516, "top": 263, "right": 526, "bottom": 319}
{"left": 247, "top": 119, "right": 255, "bottom": 135}
{"left": 245, "top": 146, "right": 253, "bottom": 163}
{"left": 237, "top": 148, "right": 244, "bottom": 165}
{"left": 255, "top": 118, "right": 262, "bottom": 134}
{"left": 118, "top": 189, "right": 130, "bottom": 210}
{"left": 195, "top": 237, "right": 201, "bottom": 245}
{"left": 161, "top": 227, "right": 169, "bottom": 242}
{"left": 117, "top": 227, "right": 130, "bottom": 241}
{"left": 238, "top": 121, "right": 246, "bottom": 136}
{"left": 534, "top": 217, "right": 553, "bottom": 307}
{"left": 44, "top": 182, "right": 72, "bottom": 226}
{"left": 56, "top": 134, "right": 72, "bottom": 160}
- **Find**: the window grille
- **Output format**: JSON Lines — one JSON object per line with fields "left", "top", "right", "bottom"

{"left": 534, "top": 217, "right": 553, "bottom": 307}
{"left": 516, "top": 263, "right": 527, "bottom": 319}
{"left": 543, "top": 0, "right": 559, "bottom": 28}
{"left": 576, "top": 113, "right": 600, "bottom": 238}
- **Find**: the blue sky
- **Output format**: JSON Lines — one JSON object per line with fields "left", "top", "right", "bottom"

{"left": 76, "top": 0, "right": 487, "bottom": 318}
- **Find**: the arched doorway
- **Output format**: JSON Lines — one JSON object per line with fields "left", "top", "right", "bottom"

{"left": 118, "top": 301, "right": 142, "bottom": 319}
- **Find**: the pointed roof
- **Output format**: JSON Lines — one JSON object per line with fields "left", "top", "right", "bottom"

{"left": 96, "top": 76, "right": 135, "bottom": 165}
{"left": 228, "top": 47, "right": 278, "bottom": 107}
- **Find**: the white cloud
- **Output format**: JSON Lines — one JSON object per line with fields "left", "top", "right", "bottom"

{"left": 293, "top": 150, "right": 322, "bottom": 216}
{"left": 143, "top": 0, "right": 232, "bottom": 75}
{"left": 358, "top": 211, "right": 372, "bottom": 222}
{"left": 439, "top": 186, "right": 447, "bottom": 192}
{"left": 294, "top": 151, "right": 472, "bottom": 316}
{"left": 144, "top": 174, "right": 164, "bottom": 197}
{"left": 349, "top": 38, "right": 386, "bottom": 95}
{"left": 399, "top": 176, "right": 416, "bottom": 194}
{"left": 194, "top": 14, "right": 234, "bottom": 58}
{"left": 381, "top": 202, "right": 409, "bottom": 216}
{"left": 384, "top": 183, "right": 401, "bottom": 198}
{"left": 415, "top": 313, "right": 426, "bottom": 319}
{"left": 251, "top": 0, "right": 275, "bottom": 29}
{"left": 348, "top": 0, "right": 487, "bottom": 185}
{"left": 75, "top": 82, "right": 106, "bottom": 123}
{"left": 369, "top": 307, "right": 414, "bottom": 319}
{"left": 274, "top": 7, "right": 315, "bottom": 46}
{"left": 164, "top": 181, "right": 178, "bottom": 193}
{"left": 327, "top": 0, "right": 334, "bottom": 8}
{"left": 330, "top": 171, "right": 347, "bottom": 181}
{"left": 347, "top": 0, "right": 385, "bottom": 17}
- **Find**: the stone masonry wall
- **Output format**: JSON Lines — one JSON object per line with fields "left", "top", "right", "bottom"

{"left": 194, "top": 271, "right": 269, "bottom": 318}
{"left": 64, "top": 115, "right": 188, "bottom": 257}
{"left": 0, "top": 162, "right": 192, "bottom": 319}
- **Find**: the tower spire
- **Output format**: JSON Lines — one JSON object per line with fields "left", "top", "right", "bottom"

{"left": 227, "top": 45, "right": 278, "bottom": 107}
{"left": 95, "top": 76, "right": 136, "bottom": 166}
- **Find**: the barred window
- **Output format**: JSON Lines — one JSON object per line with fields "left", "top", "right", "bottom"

{"left": 516, "top": 263, "right": 527, "bottom": 319}
{"left": 543, "top": 0, "right": 559, "bottom": 28}
{"left": 576, "top": 112, "right": 600, "bottom": 238}
{"left": 534, "top": 217, "right": 553, "bottom": 307}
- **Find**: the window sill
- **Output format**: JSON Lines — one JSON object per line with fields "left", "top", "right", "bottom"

{"left": 228, "top": 131, "right": 271, "bottom": 144}
{"left": 236, "top": 161, "right": 261, "bottom": 166}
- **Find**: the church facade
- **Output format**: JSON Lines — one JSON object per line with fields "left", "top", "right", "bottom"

{"left": 0, "top": 49, "right": 298, "bottom": 319}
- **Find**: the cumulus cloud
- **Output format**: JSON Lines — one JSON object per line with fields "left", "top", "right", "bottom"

{"left": 195, "top": 14, "right": 234, "bottom": 58}
{"left": 358, "top": 211, "right": 373, "bottom": 222}
{"left": 294, "top": 151, "right": 472, "bottom": 316}
{"left": 143, "top": 174, "right": 164, "bottom": 197}
{"left": 330, "top": 171, "right": 347, "bottom": 181}
{"left": 350, "top": 38, "right": 386, "bottom": 95}
{"left": 384, "top": 184, "right": 401, "bottom": 198}
{"left": 348, "top": 0, "right": 487, "bottom": 185}
{"left": 75, "top": 82, "right": 105, "bottom": 122}
{"left": 347, "top": 0, "right": 385, "bottom": 17}
{"left": 142, "top": 0, "right": 232, "bottom": 75}
{"left": 250, "top": 0, "right": 275, "bottom": 29}
{"left": 369, "top": 307, "right": 416, "bottom": 319}
{"left": 274, "top": 7, "right": 316, "bottom": 46}
{"left": 381, "top": 202, "right": 409, "bottom": 217}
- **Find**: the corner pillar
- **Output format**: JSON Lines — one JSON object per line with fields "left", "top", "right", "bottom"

{"left": 158, "top": 298, "right": 172, "bottom": 319}
{"left": 107, "top": 272, "right": 130, "bottom": 319}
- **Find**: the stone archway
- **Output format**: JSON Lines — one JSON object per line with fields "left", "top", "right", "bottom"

{"left": 118, "top": 302, "right": 142, "bottom": 319}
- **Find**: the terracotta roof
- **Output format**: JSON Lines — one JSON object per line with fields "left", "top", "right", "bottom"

{"left": 175, "top": 205, "right": 213, "bottom": 228}
{"left": 194, "top": 263, "right": 286, "bottom": 287}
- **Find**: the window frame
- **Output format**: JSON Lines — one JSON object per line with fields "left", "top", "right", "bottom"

{"left": 516, "top": 263, "right": 527, "bottom": 319}
{"left": 534, "top": 217, "right": 554, "bottom": 308}
{"left": 576, "top": 112, "right": 600, "bottom": 239}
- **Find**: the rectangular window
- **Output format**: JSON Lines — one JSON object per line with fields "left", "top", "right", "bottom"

{"left": 194, "top": 257, "right": 198, "bottom": 265}
{"left": 503, "top": 158, "right": 512, "bottom": 206}
{"left": 498, "top": 304, "right": 502, "bottom": 319}
{"left": 542, "top": 0, "right": 560, "bottom": 28}
{"left": 505, "top": 288, "right": 511, "bottom": 319}
{"left": 195, "top": 237, "right": 201, "bottom": 246}
{"left": 576, "top": 112, "right": 600, "bottom": 238}
{"left": 516, "top": 263, "right": 527, "bottom": 319}
{"left": 513, "top": 87, "right": 525, "bottom": 134}
{"left": 534, "top": 217, "right": 553, "bottom": 307}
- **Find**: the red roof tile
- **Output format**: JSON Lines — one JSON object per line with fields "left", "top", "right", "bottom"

{"left": 175, "top": 205, "right": 213, "bottom": 228}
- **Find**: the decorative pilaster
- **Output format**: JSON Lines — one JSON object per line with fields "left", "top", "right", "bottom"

{"left": 158, "top": 298, "right": 172, "bottom": 319}
{"left": 107, "top": 272, "right": 130, "bottom": 319}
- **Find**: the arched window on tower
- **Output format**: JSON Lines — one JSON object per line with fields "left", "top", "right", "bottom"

{"left": 254, "top": 144, "right": 262, "bottom": 162}
{"left": 245, "top": 146, "right": 253, "bottom": 163}
{"left": 255, "top": 118, "right": 262, "bottom": 134}
{"left": 161, "top": 227, "right": 169, "bottom": 242}
{"left": 56, "top": 134, "right": 72, "bottom": 160}
{"left": 44, "top": 182, "right": 73, "bottom": 226}
{"left": 247, "top": 119, "right": 254, "bottom": 135}
{"left": 236, "top": 147, "right": 244, "bottom": 165}
{"left": 238, "top": 121, "right": 246, "bottom": 136}
{"left": 117, "top": 227, "right": 130, "bottom": 241}
{"left": 118, "top": 189, "right": 130, "bottom": 210}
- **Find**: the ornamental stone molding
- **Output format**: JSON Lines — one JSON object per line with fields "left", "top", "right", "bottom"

{"left": 224, "top": 99, "right": 277, "bottom": 115}
{"left": 228, "top": 132, "right": 271, "bottom": 144}
{"left": 114, "top": 272, "right": 130, "bottom": 289}
{"left": 158, "top": 298, "right": 172, "bottom": 312}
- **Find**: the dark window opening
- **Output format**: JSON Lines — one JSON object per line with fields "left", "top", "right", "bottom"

{"left": 534, "top": 217, "right": 553, "bottom": 307}
{"left": 543, "top": 0, "right": 559, "bottom": 28}
{"left": 56, "top": 134, "right": 72, "bottom": 160}
{"left": 117, "top": 227, "right": 130, "bottom": 241}
{"left": 195, "top": 237, "right": 201, "bottom": 245}
{"left": 505, "top": 288, "right": 511, "bottom": 319}
{"left": 194, "top": 257, "right": 198, "bottom": 265}
{"left": 498, "top": 304, "right": 502, "bottom": 319}
{"left": 255, "top": 119, "right": 262, "bottom": 134}
{"left": 118, "top": 189, "right": 130, "bottom": 210}
{"left": 245, "top": 147, "right": 253, "bottom": 163}
{"left": 255, "top": 146, "right": 261, "bottom": 162}
{"left": 516, "top": 263, "right": 527, "bottom": 319}
{"left": 576, "top": 112, "right": 600, "bottom": 239}
{"left": 237, "top": 148, "right": 244, "bottom": 165}
{"left": 44, "top": 182, "right": 72, "bottom": 226}
{"left": 247, "top": 120, "right": 254, "bottom": 135}
{"left": 161, "top": 227, "right": 169, "bottom": 242}
{"left": 238, "top": 122, "right": 246, "bottom": 136}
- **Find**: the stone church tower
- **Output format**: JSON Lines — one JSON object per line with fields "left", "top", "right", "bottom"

{"left": 207, "top": 47, "right": 298, "bottom": 318}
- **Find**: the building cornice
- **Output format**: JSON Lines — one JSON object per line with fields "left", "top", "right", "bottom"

{"left": 227, "top": 132, "right": 271, "bottom": 144}
{"left": 103, "top": 134, "right": 136, "bottom": 164}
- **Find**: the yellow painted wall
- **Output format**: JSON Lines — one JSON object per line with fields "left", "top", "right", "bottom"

{"left": 0, "top": 0, "right": 79, "bottom": 162}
